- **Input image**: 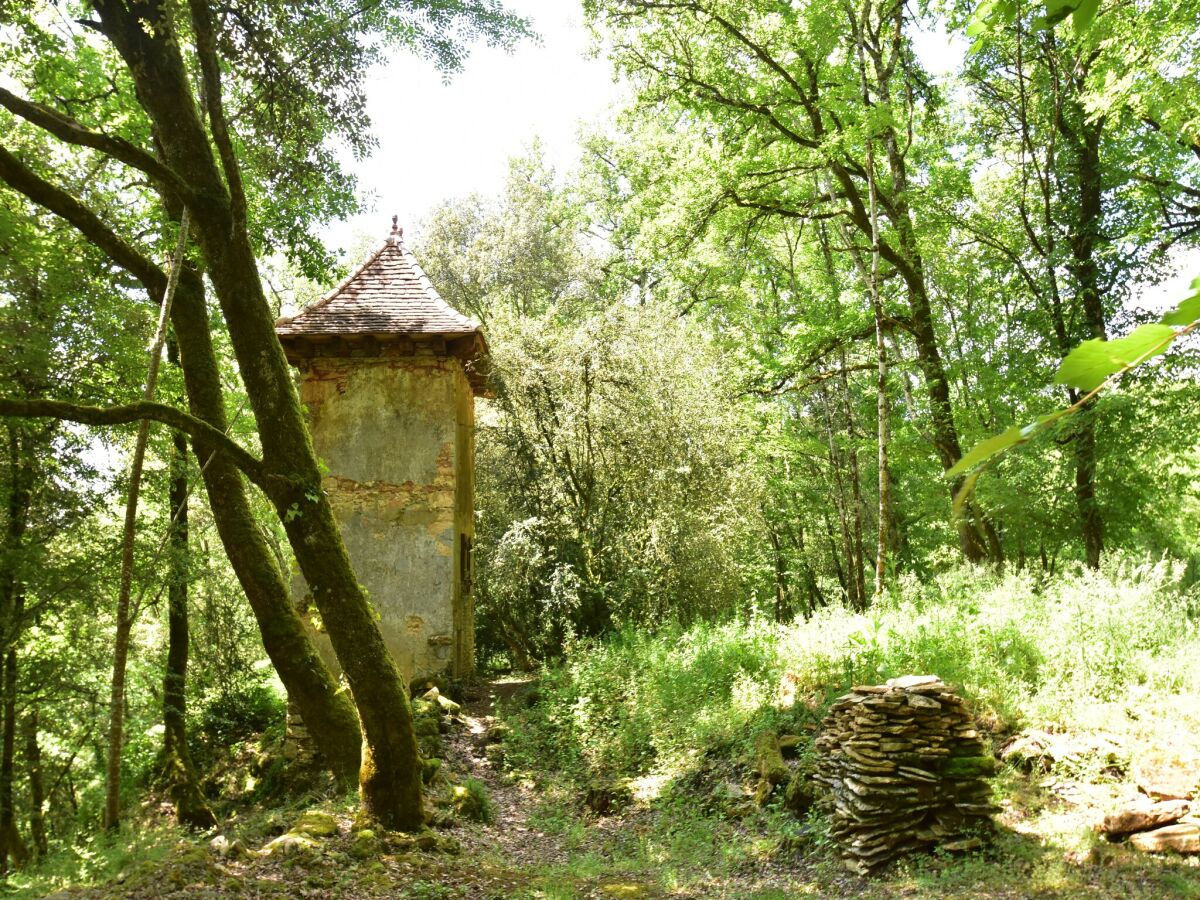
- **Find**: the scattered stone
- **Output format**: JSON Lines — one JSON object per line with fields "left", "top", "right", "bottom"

{"left": 261, "top": 832, "right": 320, "bottom": 858}
{"left": 814, "top": 676, "right": 995, "bottom": 874}
{"left": 209, "top": 835, "right": 253, "bottom": 859}
{"left": 1133, "top": 748, "right": 1200, "bottom": 801}
{"left": 290, "top": 810, "right": 339, "bottom": 838}
{"left": 1128, "top": 822, "right": 1200, "bottom": 854}
{"left": 941, "top": 837, "right": 984, "bottom": 853}
{"left": 423, "top": 687, "right": 462, "bottom": 716}
{"left": 349, "top": 828, "right": 380, "bottom": 859}
{"left": 1000, "top": 729, "right": 1125, "bottom": 775}
{"left": 1101, "top": 798, "right": 1190, "bottom": 836}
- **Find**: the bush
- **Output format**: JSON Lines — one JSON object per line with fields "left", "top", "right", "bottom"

{"left": 194, "top": 679, "right": 286, "bottom": 760}
{"left": 501, "top": 557, "right": 1198, "bottom": 787}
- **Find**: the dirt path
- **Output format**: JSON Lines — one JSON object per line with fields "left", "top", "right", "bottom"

{"left": 438, "top": 677, "right": 670, "bottom": 897}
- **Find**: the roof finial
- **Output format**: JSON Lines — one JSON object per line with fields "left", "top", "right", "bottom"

{"left": 388, "top": 215, "right": 403, "bottom": 244}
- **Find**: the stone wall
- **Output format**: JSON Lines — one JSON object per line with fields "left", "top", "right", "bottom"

{"left": 292, "top": 352, "right": 475, "bottom": 682}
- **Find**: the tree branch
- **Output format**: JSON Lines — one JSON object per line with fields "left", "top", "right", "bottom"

{"left": 0, "top": 143, "right": 166, "bottom": 295}
{"left": 0, "top": 398, "right": 266, "bottom": 489}
{"left": 0, "top": 86, "right": 193, "bottom": 202}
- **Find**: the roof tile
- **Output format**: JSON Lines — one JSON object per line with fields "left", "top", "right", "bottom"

{"left": 275, "top": 225, "right": 479, "bottom": 338}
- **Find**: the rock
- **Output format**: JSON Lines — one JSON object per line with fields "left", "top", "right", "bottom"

{"left": 1128, "top": 822, "right": 1200, "bottom": 854}
{"left": 998, "top": 730, "right": 1056, "bottom": 771}
{"left": 887, "top": 675, "right": 941, "bottom": 689}
{"left": 349, "top": 828, "right": 380, "bottom": 859}
{"left": 209, "top": 835, "right": 253, "bottom": 859}
{"left": 452, "top": 781, "right": 494, "bottom": 823}
{"left": 941, "top": 837, "right": 984, "bottom": 853}
{"left": 422, "top": 688, "right": 462, "bottom": 716}
{"left": 755, "top": 731, "right": 789, "bottom": 785}
{"left": 421, "top": 757, "right": 443, "bottom": 783}
{"left": 906, "top": 694, "right": 941, "bottom": 710}
{"left": 1133, "top": 748, "right": 1200, "bottom": 801}
{"left": 261, "top": 832, "right": 320, "bottom": 857}
{"left": 1101, "top": 799, "right": 1189, "bottom": 836}
{"left": 291, "top": 810, "right": 339, "bottom": 838}
{"left": 1000, "top": 729, "right": 1126, "bottom": 775}
{"left": 779, "top": 735, "right": 804, "bottom": 759}
{"left": 784, "top": 770, "right": 816, "bottom": 815}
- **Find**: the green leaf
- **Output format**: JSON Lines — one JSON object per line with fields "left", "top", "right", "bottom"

{"left": 952, "top": 469, "right": 983, "bottom": 518}
{"left": 1054, "top": 323, "right": 1176, "bottom": 391}
{"left": 1042, "top": 0, "right": 1076, "bottom": 25}
{"left": 947, "top": 425, "right": 1026, "bottom": 479}
{"left": 1072, "top": 0, "right": 1100, "bottom": 32}
{"left": 1160, "top": 276, "right": 1200, "bottom": 326}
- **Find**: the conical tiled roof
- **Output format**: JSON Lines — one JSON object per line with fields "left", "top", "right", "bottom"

{"left": 275, "top": 219, "right": 480, "bottom": 339}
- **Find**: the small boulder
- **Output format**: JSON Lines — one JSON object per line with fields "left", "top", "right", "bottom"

{"left": 755, "top": 731, "right": 788, "bottom": 785}
{"left": 349, "top": 828, "right": 380, "bottom": 859}
{"left": 784, "top": 770, "right": 816, "bottom": 815}
{"left": 261, "top": 832, "right": 320, "bottom": 858}
{"left": 778, "top": 735, "right": 804, "bottom": 759}
{"left": 1133, "top": 748, "right": 1200, "bottom": 801}
{"left": 1101, "top": 798, "right": 1189, "bottom": 836}
{"left": 585, "top": 779, "right": 632, "bottom": 816}
{"left": 291, "top": 810, "right": 339, "bottom": 838}
{"left": 209, "top": 835, "right": 254, "bottom": 859}
{"left": 1129, "top": 822, "right": 1200, "bottom": 854}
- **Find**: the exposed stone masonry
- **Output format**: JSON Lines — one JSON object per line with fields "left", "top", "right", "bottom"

{"left": 815, "top": 675, "right": 996, "bottom": 873}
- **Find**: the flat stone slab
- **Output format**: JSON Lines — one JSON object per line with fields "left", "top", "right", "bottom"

{"left": 1129, "top": 822, "right": 1200, "bottom": 854}
{"left": 1134, "top": 748, "right": 1200, "bottom": 801}
{"left": 1101, "top": 799, "right": 1189, "bottom": 836}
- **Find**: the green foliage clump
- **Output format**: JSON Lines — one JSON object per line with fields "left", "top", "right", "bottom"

{"left": 506, "top": 558, "right": 1198, "bottom": 786}
{"left": 194, "top": 678, "right": 287, "bottom": 762}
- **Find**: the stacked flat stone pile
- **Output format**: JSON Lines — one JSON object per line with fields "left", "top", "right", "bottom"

{"left": 815, "top": 675, "right": 996, "bottom": 873}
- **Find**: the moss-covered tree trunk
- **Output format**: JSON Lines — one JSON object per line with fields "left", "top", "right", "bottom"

{"left": 0, "top": 133, "right": 366, "bottom": 787}
{"left": 94, "top": 0, "right": 423, "bottom": 829}
{"left": 168, "top": 267, "right": 363, "bottom": 787}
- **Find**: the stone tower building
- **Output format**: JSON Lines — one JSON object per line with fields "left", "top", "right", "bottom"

{"left": 275, "top": 219, "right": 486, "bottom": 682}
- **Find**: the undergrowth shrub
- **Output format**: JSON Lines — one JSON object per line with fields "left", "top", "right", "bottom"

{"left": 502, "top": 557, "right": 1197, "bottom": 785}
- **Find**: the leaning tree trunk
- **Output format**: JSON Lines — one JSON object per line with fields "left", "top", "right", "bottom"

{"left": 166, "top": 266, "right": 363, "bottom": 784}
{"left": 102, "top": 208, "right": 188, "bottom": 832}
{"left": 0, "top": 144, "right": 366, "bottom": 785}
{"left": 96, "top": 0, "right": 423, "bottom": 828}
{"left": 154, "top": 429, "right": 216, "bottom": 828}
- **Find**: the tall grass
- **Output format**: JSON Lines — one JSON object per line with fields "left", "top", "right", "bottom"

{"left": 503, "top": 556, "right": 1199, "bottom": 782}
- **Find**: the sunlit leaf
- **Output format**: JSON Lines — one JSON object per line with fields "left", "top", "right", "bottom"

{"left": 952, "top": 469, "right": 983, "bottom": 518}
{"left": 1054, "top": 323, "right": 1176, "bottom": 391}
{"left": 947, "top": 425, "right": 1025, "bottom": 478}
{"left": 1161, "top": 277, "right": 1200, "bottom": 326}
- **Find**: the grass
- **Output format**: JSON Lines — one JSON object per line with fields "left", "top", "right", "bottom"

{"left": 494, "top": 555, "right": 1200, "bottom": 897}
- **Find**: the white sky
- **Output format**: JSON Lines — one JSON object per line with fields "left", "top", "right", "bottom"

{"left": 321, "top": 0, "right": 620, "bottom": 253}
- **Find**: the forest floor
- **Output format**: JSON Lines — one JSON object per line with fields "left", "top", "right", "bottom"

{"left": 31, "top": 674, "right": 1200, "bottom": 899}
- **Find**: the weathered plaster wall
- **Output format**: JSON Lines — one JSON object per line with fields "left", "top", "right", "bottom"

{"left": 291, "top": 353, "right": 475, "bottom": 682}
